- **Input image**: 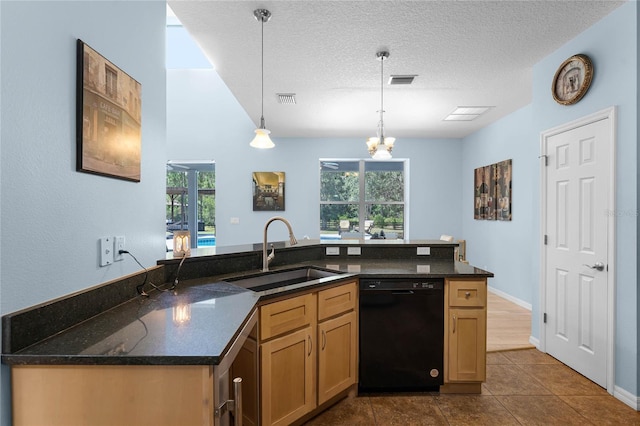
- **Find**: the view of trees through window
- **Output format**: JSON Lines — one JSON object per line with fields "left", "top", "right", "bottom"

{"left": 166, "top": 163, "right": 215, "bottom": 249}
{"left": 320, "top": 160, "right": 405, "bottom": 239}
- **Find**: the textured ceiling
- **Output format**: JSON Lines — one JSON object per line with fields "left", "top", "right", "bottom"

{"left": 168, "top": 0, "right": 624, "bottom": 139}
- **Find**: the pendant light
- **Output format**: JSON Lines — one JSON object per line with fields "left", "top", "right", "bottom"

{"left": 250, "top": 9, "right": 275, "bottom": 149}
{"left": 366, "top": 51, "right": 395, "bottom": 159}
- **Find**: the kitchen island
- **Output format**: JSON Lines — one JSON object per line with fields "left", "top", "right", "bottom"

{"left": 2, "top": 240, "right": 492, "bottom": 425}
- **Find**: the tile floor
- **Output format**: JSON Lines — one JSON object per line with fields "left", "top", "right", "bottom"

{"left": 304, "top": 349, "right": 640, "bottom": 425}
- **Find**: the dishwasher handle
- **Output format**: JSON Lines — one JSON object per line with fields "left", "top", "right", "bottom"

{"left": 391, "top": 290, "right": 414, "bottom": 295}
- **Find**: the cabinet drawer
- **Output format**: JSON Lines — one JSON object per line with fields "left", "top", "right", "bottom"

{"left": 318, "top": 281, "right": 357, "bottom": 321}
{"left": 448, "top": 280, "right": 486, "bottom": 308}
{"left": 260, "top": 293, "right": 316, "bottom": 340}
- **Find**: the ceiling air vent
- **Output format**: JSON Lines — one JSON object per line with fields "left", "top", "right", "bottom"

{"left": 277, "top": 93, "right": 296, "bottom": 104}
{"left": 388, "top": 75, "right": 417, "bottom": 85}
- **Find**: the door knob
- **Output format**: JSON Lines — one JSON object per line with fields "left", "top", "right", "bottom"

{"left": 584, "top": 262, "right": 605, "bottom": 271}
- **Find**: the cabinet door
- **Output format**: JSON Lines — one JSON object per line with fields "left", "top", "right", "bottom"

{"left": 261, "top": 326, "right": 316, "bottom": 426}
{"left": 448, "top": 308, "right": 486, "bottom": 382}
{"left": 317, "top": 311, "right": 357, "bottom": 405}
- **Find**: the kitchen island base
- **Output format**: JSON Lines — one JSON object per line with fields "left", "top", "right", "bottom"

{"left": 11, "top": 365, "right": 215, "bottom": 426}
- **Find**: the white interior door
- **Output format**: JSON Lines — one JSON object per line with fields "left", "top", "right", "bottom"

{"left": 542, "top": 112, "right": 613, "bottom": 388}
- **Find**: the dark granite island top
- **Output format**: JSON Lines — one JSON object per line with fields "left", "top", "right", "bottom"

{"left": 2, "top": 282, "right": 260, "bottom": 365}
{"left": 2, "top": 239, "right": 492, "bottom": 367}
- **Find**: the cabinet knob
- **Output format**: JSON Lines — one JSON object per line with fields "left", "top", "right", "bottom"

{"left": 465, "top": 291, "right": 471, "bottom": 298}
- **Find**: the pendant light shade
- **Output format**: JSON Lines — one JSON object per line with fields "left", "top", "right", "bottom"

{"left": 250, "top": 127, "right": 274, "bottom": 149}
{"left": 250, "top": 9, "right": 275, "bottom": 149}
{"left": 366, "top": 51, "right": 395, "bottom": 159}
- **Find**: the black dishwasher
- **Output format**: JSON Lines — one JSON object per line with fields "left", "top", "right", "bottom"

{"left": 359, "top": 278, "right": 444, "bottom": 392}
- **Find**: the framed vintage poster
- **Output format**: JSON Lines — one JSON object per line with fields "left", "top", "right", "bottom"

{"left": 252, "top": 172, "right": 285, "bottom": 211}
{"left": 474, "top": 159, "right": 512, "bottom": 221}
{"left": 495, "top": 159, "right": 512, "bottom": 221}
{"left": 76, "top": 39, "right": 142, "bottom": 182}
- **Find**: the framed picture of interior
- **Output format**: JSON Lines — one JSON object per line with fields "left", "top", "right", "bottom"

{"left": 252, "top": 172, "right": 285, "bottom": 211}
{"left": 76, "top": 39, "right": 142, "bottom": 182}
{"left": 495, "top": 159, "right": 512, "bottom": 221}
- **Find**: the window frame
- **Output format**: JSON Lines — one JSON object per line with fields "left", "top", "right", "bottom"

{"left": 319, "top": 158, "right": 409, "bottom": 239}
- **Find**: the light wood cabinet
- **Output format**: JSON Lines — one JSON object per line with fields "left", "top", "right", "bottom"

{"left": 12, "top": 365, "right": 214, "bottom": 426}
{"left": 317, "top": 282, "right": 358, "bottom": 405}
{"left": 261, "top": 326, "right": 316, "bottom": 426}
{"left": 257, "top": 280, "right": 358, "bottom": 425}
{"left": 443, "top": 278, "right": 487, "bottom": 393}
{"left": 317, "top": 310, "right": 357, "bottom": 405}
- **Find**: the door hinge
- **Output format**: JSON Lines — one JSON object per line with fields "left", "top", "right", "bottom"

{"left": 544, "top": 235, "right": 548, "bottom": 245}
{"left": 543, "top": 313, "right": 547, "bottom": 324}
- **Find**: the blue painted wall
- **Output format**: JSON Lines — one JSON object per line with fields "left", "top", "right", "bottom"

{"left": 461, "top": 105, "right": 536, "bottom": 306}
{"left": 532, "top": 0, "right": 638, "bottom": 398}
{"left": 0, "top": 1, "right": 166, "bottom": 424}
{"left": 462, "top": 0, "right": 639, "bottom": 401}
{"left": 167, "top": 69, "right": 464, "bottom": 245}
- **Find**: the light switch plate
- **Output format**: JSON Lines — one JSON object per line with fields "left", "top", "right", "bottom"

{"left": 347, "top": 247, "right": 361, "bottom": 256}
{"left": 325, "top": 247, "right": 340, "bottom": 256}
{"left": 100, "top": 237, "right": 113, "bottom": 266}
{"left": 417, "top": 247, "right": 431, "bottom": 255}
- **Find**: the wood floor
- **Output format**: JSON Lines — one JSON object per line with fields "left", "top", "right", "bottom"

{"left": 486, "top": 291, "right": 535, "bottom": 352}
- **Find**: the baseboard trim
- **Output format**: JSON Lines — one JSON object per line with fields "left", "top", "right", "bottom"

{"left": 529, "top": 336, "right": 540, "bottom": 348}
{"left": 488, "top": 286, "right": 532, "bottom": 311}
{"left": 614, "top": 385, "right": 639, "bottom": 411}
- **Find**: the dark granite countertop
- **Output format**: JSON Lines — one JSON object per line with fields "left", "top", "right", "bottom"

{"left": 303, "top": 259, "right": 493, "bottom": 278}
{"left": 3, "top": 249, "right": 491, "bottom": 366}
{"left": 2, "top": 282, "right": 260, "bottom": 366}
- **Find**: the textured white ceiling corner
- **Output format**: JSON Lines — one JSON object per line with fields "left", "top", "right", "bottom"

{"left": 168, "top": 0, "right": 624, "bottom": 139}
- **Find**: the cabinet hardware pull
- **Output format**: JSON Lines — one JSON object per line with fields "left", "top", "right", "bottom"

{"left": 453, "top": 314, "right": 457, "bottom": 333}
{"left": 233, "top": 377, "right": 243, "bottom": 426}
{"left": 465, "top": 291, "right": 471, "bottom": 298}
{"left": 215, "top": 377, "right": 243, "bottom": 425}
{"left": 308, "top": 335, "right": 312, "bottom": 356}
{"left": 322, "top": 330, "right": 326, "bottom": 350}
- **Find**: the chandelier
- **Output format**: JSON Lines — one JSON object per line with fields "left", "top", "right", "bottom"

{"left": 366, "top": 51, "right": 395, "bottom": 159}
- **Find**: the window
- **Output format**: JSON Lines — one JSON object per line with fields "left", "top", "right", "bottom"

{"left": 105, "top": 65, "right": 117, "bottom": 99}
{"left": 166, "top": 162, "right": 216, "bottom": 250}
{"left": 320, "top": 160, "right": 406, "bottom": 240}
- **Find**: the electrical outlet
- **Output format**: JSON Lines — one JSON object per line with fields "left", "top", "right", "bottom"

{"left": 347, "top": 247, "right": 361, "bottom": 256}
{"left": 114, "top": 236, "right": 125, "bottom": 261}
{"left": 417, "top": 247, "right": 431, "bottom": 256}
{"left": 230, "top": 217, "right": 240, "bottom": 224}
{"left": 100, "top": 237, "right": 113, "bottom": 267}
{"left": 325, "top": 247, "right": 340, "bottom": 256}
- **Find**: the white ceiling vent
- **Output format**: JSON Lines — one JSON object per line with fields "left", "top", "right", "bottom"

{"left": 388, "top": 75, "right": 417, "bottom": 85}
{"left": 277, "top": 93, "right": 296, "bottom": 104}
